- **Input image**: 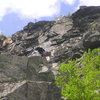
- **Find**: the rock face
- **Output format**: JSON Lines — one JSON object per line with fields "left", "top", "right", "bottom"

{"left": 0, "top": 54, "right": 62, "bottom": 100}
{"left": 0, "top": 6, "right": 100, "bottom": 100}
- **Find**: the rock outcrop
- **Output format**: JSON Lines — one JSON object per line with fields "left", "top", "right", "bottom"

{"left": 0, "top": 6, "right": 100, "bottom": 100}
{"left": 0, "top": 54, "right": 62, "bottom": 100}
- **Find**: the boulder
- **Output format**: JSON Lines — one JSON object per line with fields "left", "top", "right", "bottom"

{"left": 83, "top": 31, "right": 100, "bottom": 49}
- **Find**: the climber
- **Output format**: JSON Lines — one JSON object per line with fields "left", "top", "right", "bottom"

{"left": 35, "top": 47, "right": 51, "bottom": 57}
{"left": 35, "top": 47, "right": 52, "bottom": 68}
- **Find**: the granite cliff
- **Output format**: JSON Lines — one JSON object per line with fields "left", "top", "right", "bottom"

{"left": 0, "top": 6, "right": 100, "bottom": 100}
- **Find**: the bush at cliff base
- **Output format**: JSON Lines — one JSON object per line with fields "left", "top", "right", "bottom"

{"left": 55, "top": 48, "right": 100, "bottom": 100}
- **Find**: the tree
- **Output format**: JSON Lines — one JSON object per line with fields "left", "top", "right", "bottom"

{"left": 55, "top": 48, "right": 100, "bottom": 100}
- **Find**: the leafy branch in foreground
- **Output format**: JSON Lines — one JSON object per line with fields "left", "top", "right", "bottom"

{"left": 55, "top": 48, "right": 100, "bottom": 100}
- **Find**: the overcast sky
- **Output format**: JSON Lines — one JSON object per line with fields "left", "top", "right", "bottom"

{"left": 0, "top": 0, "right": 100, "bottom": 36}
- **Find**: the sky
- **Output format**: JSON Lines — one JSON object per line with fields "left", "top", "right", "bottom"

{"left": 0, "top": 0, "right": 100, "bottom": 36}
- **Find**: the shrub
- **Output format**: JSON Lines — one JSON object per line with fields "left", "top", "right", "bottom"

{"left": 55, "top": 48, "right": 100, "bottom": 100}
{"left": 90, "top": 23, "right": 98, "bottom": 31}
{"left": 0, "top": 33, "right": 4, "bottom": 37}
